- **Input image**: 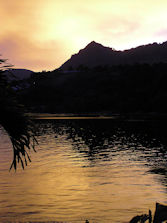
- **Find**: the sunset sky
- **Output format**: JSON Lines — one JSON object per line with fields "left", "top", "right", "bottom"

{"left": 1, "top": 0, "right": 167, "bottom": 71}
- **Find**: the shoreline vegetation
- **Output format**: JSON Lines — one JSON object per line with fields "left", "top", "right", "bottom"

{"left": 16, "top": 63, "right": 167, "bottom": 115}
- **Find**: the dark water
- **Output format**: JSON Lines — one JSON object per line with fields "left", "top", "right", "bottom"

{"left": 0, "top": 118, "right": 167, "bottom": 223}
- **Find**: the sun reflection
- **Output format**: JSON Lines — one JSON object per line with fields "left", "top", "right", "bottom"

{"left": 1, "top": 120, "right": 167, "bottom": 222}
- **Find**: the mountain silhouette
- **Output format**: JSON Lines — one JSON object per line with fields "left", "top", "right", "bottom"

{"left": 10, "top": 40, "right": 167, "bottom": 115}
{"left": 60, "top": 41, "right": 167, "bottom": 70}
{"left": 4, "top": 69, "right": 33, "bottom": 82}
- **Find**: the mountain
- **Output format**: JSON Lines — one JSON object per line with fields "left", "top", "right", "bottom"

{"left": 14, "top": 40, "right": 167, "bottom": 114}
{"left": 4, "top": 69, "right": 34, "bottom": 82}
{"left": 60, "top": 41, "right": 167, "bottom": 70}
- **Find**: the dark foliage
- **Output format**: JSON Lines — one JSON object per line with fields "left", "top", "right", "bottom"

{"left": 19, "top": 63, "right": 167, "bottom": 115}
{"left": 0, "top": 59, "right": 37, "bottom": 169}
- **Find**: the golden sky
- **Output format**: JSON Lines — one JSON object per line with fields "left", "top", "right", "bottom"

{"left": 1, "top": 0, "right": 167, "bottom": 71}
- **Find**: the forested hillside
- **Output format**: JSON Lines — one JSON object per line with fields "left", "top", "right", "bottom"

{"left": 18, "top": 63, "right": 167, "bottom": 115}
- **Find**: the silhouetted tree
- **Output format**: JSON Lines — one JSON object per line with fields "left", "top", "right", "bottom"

{"left": 0, "top": 58, "right": 37, "bottom": 170}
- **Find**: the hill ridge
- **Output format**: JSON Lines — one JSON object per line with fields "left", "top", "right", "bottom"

{"left": 60, "top": 40, "right": 167, "bottom": 70}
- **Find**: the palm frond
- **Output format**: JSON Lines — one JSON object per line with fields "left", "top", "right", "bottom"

{"left": 0, "top": 59, "right": 37, "bottom": 170}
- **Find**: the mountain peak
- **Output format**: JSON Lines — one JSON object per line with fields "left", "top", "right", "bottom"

{"left": 60, "top": 40, "right": 167, "bottom": 70}
{"left": 85, "top": 41, "right": 104, "bottom": 49}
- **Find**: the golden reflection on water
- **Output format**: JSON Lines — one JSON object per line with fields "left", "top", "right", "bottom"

{"left": 0, "top": 121, "right": 167, "bottom": 222}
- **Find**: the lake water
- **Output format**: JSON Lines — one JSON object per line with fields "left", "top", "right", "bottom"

{"left": 0, "top": 118, "right": 167, "bottom": 223}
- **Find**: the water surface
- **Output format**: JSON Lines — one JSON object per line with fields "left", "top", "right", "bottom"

{"left": 0, "top": 119, "right": 167, "bottom": 222}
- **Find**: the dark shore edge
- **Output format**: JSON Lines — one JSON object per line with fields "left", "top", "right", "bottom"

{"left": 27, "top": 112, "right": 167, "bottom": 122}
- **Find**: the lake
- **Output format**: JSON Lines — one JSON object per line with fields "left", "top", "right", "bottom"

{"left": 0, "top": 118, "right": 167, "bottom": 223}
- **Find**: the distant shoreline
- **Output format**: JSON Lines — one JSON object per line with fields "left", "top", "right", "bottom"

{"left": 27, "top": 112, "right": 167, "bottom": 121}
{"left": 27, "top": 113, "right": 119, "bottom": 120}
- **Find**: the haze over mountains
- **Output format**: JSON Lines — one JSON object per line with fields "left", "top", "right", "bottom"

{"left": 60, "top": 40, "right": 167, "bottom": 70}
{"left": 5, "top": 40, "right": 167, "bottom": 75}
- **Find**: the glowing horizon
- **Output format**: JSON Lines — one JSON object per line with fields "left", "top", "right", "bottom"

{"left": 1, "top": 0, "right": 167, "bottom": 71}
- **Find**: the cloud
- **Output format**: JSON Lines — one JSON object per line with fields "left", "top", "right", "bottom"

{"left": 0, "top": 32, "right": 68, "bottom": 71}
{"left": 1, "top": 0, "right": 167, "bottom": 70}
